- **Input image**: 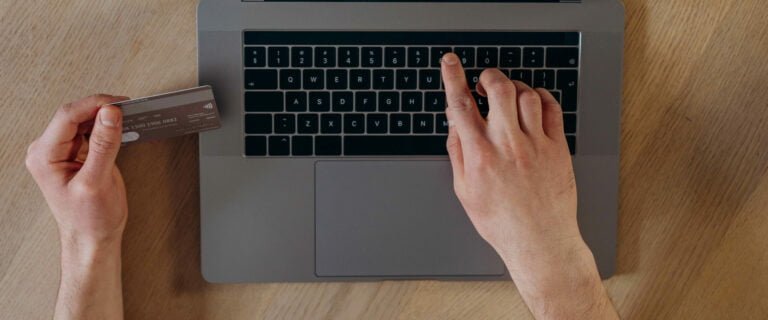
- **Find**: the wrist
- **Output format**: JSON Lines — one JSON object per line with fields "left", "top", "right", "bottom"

{"left": 501, "top": 239, "right": 608, "bottom": 316}
{"left": 59, "top": 229, "right": 123, "bottom": 267}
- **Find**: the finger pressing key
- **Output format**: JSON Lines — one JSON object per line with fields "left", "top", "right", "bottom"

{"left": 440, "top": 53, "right": 486, "bottom": 148}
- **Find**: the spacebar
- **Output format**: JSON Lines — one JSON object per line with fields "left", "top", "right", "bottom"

{"left": 344, "top": 136, "right": 449, "bottom": 156}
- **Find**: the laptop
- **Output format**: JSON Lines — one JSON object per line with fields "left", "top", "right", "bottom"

{"left": 197, "top": 0, "right": 624, "bottom": 282}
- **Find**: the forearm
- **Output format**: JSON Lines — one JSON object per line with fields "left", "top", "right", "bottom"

{"left": 56, "top": 232, "right": 124, "bottom": 320}
{"left": 502, "top": 240, "right": 618, "bottom": 320}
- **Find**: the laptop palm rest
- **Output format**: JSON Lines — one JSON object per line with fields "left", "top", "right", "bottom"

{"left": 315, "top": 161, "right": 506, "bottom": 277}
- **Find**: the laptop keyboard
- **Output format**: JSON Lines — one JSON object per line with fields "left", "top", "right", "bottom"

{"left": 242, "top": 32, "right": 580, "bottom": 157}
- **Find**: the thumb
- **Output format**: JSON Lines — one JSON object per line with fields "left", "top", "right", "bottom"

{"left": 81, "top": 105, "right": 123, "bottom": 181}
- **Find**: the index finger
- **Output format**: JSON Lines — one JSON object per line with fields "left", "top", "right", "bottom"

{"left": 38, "top": 94, "right": 127, "bottom": 162}
{"left": 440, "top": 53, "right": 486, "bottom": 146}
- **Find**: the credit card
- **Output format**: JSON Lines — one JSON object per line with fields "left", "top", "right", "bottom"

{"left": 111, "top": 85, "right": 221, "bottom": 144}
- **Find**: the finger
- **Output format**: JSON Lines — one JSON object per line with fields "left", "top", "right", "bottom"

{"left": 478, "top": 69, "right": 521, "bottom": 134}
{"left": 79, "top": 106, "right": 123, "bottom": 183}
{"left": 441, "top": 53, "right": 486, "bottom": 148}
{"left": 446, "top": 124, "right": 465, "bottom": 186}
{"left": 535, "top": 88, "right": 566, "bottom": 141}
{"left": 476, "top": 81, "right": 488, "bottom": 97}
{"left": 511, "top": 81, "right": 544, "bottom": 136}
{"left": 38, "top": 94, "right": 127, "bottom": 162}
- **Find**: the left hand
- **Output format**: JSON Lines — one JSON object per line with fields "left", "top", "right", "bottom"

{"left": 26, "top": 94, "right": 130, "bottom": 246}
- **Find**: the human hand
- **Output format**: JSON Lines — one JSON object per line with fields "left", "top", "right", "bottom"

{"left": 441, "top": 53, "right": 617, "bottom": 318}
{"left": 26, "top": 94, "right": 129, "bottom": 246}
{"left": 440, "top": 53, "right": 581, "bottom": 260}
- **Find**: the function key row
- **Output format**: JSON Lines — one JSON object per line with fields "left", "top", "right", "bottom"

{"left": 245, "top": 46, "right": 579, "bottom": 69}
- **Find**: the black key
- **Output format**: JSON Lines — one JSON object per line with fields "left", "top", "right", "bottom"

{"left": 472, "top": 92, "right": 489, "bottom": 114}
{"left": 533, "top": 70, "right": 556, "bottom": 89}
{"left": 315, "top": 47, "right": 336, "bottom": 67}
{"left": 303, "top": 69, "right": 324, "bottom": 90}
{"left": 500, "top": 47, "right": 521, "bottom": 68}
{"left": 286, "top": 92, "right": 307, "bottom": 111}
{"left": 344, "top": 136, "right": 449, "bottom": 156}
{"left": 245, "top": 136, "right": 267, "bottom": 156}
{"left": 309, "top": 91, "right": 331, "bottom": 112}
{"left": 344, "top": 114, "right": 365, "bottom": 134}
{"left": 268, "top": 47, "right": 289, "bottom": 67}
{"left": 436, "top": 114, "right": 449, "bottom": 133}
{"left": 269, "top": 136, "right": 291, "bottom": 156}
{"left": 425, "top": 92, "right": 446, "bottom": 111}
{"left": 549, "top": 91, "right": 562, "bottom": 104}
{"left": 408, "top": 47, "right": 429, "bottom": 67}
{"left": 564, "top": 114, "right": 577, "bottom": 134}
{"left": 378, "top": 91, "right": 400, "bottom": 112}
{"left": 297, "top": 114, "right": 319, "bottom": 134}
{"left": 454, "top": 47, "right": 475, "bottom": 67}
{"left": 396, "top": 69, "right": 418, "bottom": 89}
{"left": 401, "top": 92, "right": 423, "bottom": 112}
{"left": 292, "top": 47, "right": 313, "bottom": 67}
{"left": 509, "top": 69, "right": 533, "bottom": 86}
{"left": 350, "top": 69, "right": 371, "bottom": 90}
{"left": 384, "top": 47, "right": 406, "bottom": 67}
{"left": 546, "top": 47, "right": 579, "bottom": 68}
{"left": 373, "top": 69, "right": 394, "bottom": 89}
{"left": 413, "top": 114, "right": 434, "bottom": 134}
{"left": 361, "top": 47, "right": 382, "bottom": 67}
{"left": 477, "top": 47, "right": 499, "bottom": 67}
{"left": 321, "top": 114, "right": 342, "bottom": 134}
{"left": 367, "top": 114, "right": 388, "bottom": 133}
{"left": 431, "top": 47, "right": 452, "bottom": 67}
{"left": 339, "top": 47, "right": 360, "bottom": 67}
{"left": 274, "top": 114, "right": 296, "bottom": 134}
{"left": 390, "top": 114, "right": 411, "bottom": 134}
{"left": 245, "top": 69, "right": 278, "bottom": 90}
{"left": 419, "top": 70, "right": 441, "bottom": 89}
{"left": 566, "top": 135, "right": 576, "bottom": 155}
{"left": 316, "top": 136, "right": 342, "bottom": 156}
{"left": 355, "top": 92, "right": 377, "bottom": 111}
{"left": 326, "top": 69, "right": 348, "bottom": 90}
{"left": 466, "top": 69, "right": 482, "bottom": 88}
{"left": 280, "top": 69, "right": 301, "bottom": 89}
{"left": 557, "top": 70, "right": 579, "bottom": 111}
{"left": 332, "top": 91, "right": 354, "bottom": 112}
{"left": 292, "top": 136, "right": 313, "bottom": 156}
{"left": 245, "top": 92, "right": 283, "bottom": 112}
{"left": 245, "top": 47, "right": 266, "bottom": 67}
{"left": 523, "top": 47, "right": 544, "bottom": 68}
{"left": 245, "top": 114, "right": 272, "bottom": 134}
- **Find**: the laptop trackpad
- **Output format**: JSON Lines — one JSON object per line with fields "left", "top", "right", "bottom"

{"left": 315, "top": 161, "right": 506, "bottom": 277}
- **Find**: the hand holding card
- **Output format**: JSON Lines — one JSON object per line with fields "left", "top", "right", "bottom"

{"left": 110, "top": 86, "right": 221, "bottom": 144}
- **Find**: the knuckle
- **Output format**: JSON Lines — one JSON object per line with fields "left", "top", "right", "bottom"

{"left": 448, "top": 95, "right": 475, "bottom": 111}
{"left": 24, "top": 141, "right": 42, "bottom": 172}
{"left": 519, "top": 90, "right": 542, "bottom": 106}
{"left": 70, "top": 180, "right": 100, "bottom": 198}
{"left": 89, "top": 135, "right": 118, "bottom": 156}
{"left": 446, "top": 135, "right": 462, "bottom": 155}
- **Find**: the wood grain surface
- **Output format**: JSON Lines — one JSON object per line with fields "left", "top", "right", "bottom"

{"left": 1, "top": 1, "right": 767, "bottom": 319}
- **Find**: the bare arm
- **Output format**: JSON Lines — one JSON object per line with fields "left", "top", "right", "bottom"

{"left": 440, "top": 53, "right": 618, "bottom": 319}
{"left": 26, "top": 94, "right": 129, "bottom": 320}
{"left": 56, "top": 235, "right": 123, "bottom": 320}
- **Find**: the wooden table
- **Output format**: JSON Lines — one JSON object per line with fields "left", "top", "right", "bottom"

{"left": 1, "top": 1, "right": 767, "bottom": 319}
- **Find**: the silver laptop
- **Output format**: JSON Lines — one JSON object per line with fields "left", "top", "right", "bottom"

{"left": 197, "top": 0, "right": 624, "bottom": 282}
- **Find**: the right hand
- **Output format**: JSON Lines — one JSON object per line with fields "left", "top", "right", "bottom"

{"left": 440, "top": 53, "right": 583, "bottom": 261}
{"left": 441, "top": 53, "right": 617, "bottom": 318}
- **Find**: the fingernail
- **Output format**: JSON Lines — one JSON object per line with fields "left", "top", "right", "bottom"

{"left": 442, "top": 53, "right": 458, "bottom": 65}
{"left": 99, "top": 107, "right": 120, "bottom": 128}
